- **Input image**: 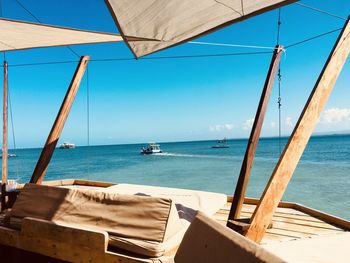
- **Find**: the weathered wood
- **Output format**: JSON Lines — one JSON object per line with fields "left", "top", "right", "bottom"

{"left": 1, "top": 61, "right": 8, "bottom": 184}
{"left": 0, "top": 221, "right": 155, "bottom": 263}
{"left": 228, "top": 45, "right": 284, "bottom": 221}
{"left": 1, "top": 61, "right": 8, "bottom": 211}
{"left": 227, "top": 218, "right": 251, "bottom": 234}
{"left": 294, "top": 203, "right": 350, "bottom": 231}
{"left": 30, "top": 56, "right": 89, "bottom": 184}
{"left": 245, "top": 18, "right": 350, "bottom": 243}
{"left": 213, "top": 201, "right": 349, "bottom": 246}
{"left": 21, "top": 217, "right": 108, "bottom": 252}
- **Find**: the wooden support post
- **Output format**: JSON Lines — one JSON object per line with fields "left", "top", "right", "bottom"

{"left": 30, "top": 56, "right": 90, "bottom": 184}
{"left": 227, "top": 45, "right": 283, "bottom": 224}
{"left": 1, "top": 61, "right": 8, "bottom": 210}
{"left": 245, "top": 18, "right": 350, "bottom": 243}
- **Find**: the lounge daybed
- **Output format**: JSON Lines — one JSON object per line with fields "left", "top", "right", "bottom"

{"left": 10, "top": 183, "right": 184, "bottom": 258}
{"left": 2, "top": 183, "right": 285, "bottom": 262}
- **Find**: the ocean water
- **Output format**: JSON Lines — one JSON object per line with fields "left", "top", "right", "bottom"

{"left": 5, "top": 135, "right": 350, "bottom": 220}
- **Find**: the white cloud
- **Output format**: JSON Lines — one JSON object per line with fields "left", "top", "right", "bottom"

{"left": 285, "top": 117, "right": 293, "bottom": 128}
{"left": 270, "top": 121, "right": 276, "bottom": 129}
{"left": 243, "top": 118, "right": 254, "bottom": 130}
{"left": 224, "top": 124, "right": 234, "bottom": 130}
{"left": 209, "top": 123, "right": 235, "bottom": 132}
{"left": 321, "top": 108, "right": 350, "bottom": 124}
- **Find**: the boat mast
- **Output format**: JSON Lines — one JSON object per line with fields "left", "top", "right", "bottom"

{"left": 1, "top": 61, "right": 8, "bottom": 209}
{"left": 30, "top": 56, "right": 89, "bottom": 184}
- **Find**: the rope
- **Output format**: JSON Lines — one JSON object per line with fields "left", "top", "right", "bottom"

{"left": 188, "top": 41, "right": 276, "bottom": 50}
{"left": 277, "top": 68, "right": 282, "bottom": 154}
{"left": 7, "top": 60, "right": 79, "bottom": 67}
{"left": 3, "top": 51, "right": 272, "bottom": 67}
{"left": 7, "top": 80, "right": 20, "bottom": 180}
{"left": 86, "top": 65, "right": 91, "bottom": 180}
{"left": 86, "top": 66, "right": 90, "bottom": 148}
{"left": 276, "top": 9, "right": 282, "bottom": 44}
{"left": 285, "top": 28, "right": 342, "bottom": 49}
{"left": 14, "top": 0, "right": 80, "bottom": 58}
{"left": 296, "top": 2, "right": 347, "bottom": 21}
{"left": 276, "top": 8, "right": 282, "bottom": 154}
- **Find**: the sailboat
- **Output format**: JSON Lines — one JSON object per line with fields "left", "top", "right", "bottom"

{"left": 0, "top": 1, "right": 349, "bottom": 262}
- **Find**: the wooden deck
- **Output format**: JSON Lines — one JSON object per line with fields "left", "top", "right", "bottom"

{"left": 1, "top": 180, "right": 349, "bottom": 262}
{"left": 213, "top": 201, "right": 347, "bottom": 245}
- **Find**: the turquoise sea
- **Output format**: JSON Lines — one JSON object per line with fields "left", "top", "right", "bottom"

{"left": 5, "top": 134, "right": 350, "bottom": 220}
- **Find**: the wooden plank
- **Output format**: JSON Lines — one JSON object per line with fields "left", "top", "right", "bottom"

{"left": 1, "top": 61, "right": 8, "bottom": 212}
{"left": 30, "top": 56, "right": 89, "bottom": 184}
{"left": 21, "top": 217, "right": 108, "bottom": 252}
{"left": 1, "top": 61, "right": 8, "bottom": 185}
{"left": 246, "top": 18, "right": 350, "bottom": 243}
{"left": 228, "top": 45, "right": 284, "bottom": 221}
{"left": 270, "top": 221, "right": 341, "bottom": 236}
{"left": 294, "top": 203, "right": 350, "bottom": 231}
{"left": 40, "top": 179, "right": 115, "bottom": 188}
{"left": 0, "top": 224, "right": 152, "bottom": 263}
{"left": 265, "top": 228, "right": 306, "bottom": 239}
{"left": 41, "top": 179, "right": 76, "bottom": 187}
{"left": 241, "top": 211, "right": 342, "bottom": 230}
{"left": 243, "top": 204, "right": 313, "bottom": 216}
{"left": 261, "top": 232, "right": 293, "bottom": 243}
{"left": 73, "top": 179, "right": 115, "bottom": 187}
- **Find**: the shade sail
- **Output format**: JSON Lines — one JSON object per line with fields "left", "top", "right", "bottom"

{"left": 0, "top": 18, "right": 125, "bottom": 52}
{"left": 105, "top": 0, "right": 297, "bottom": 58}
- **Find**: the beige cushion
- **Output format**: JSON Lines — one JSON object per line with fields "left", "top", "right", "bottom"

{"left": 103, "top": 183, "right": 227, "bottom": 258}
{"left": 175, "top": 212, "right": 286, "bottom": 263}
{"left": 109, "top": 228, "right": 186, "bottom": 258}
{"left": 105, "top": 183, "right": 227, "bottom": 227}
{"left": 11, "top": 183, "right": 182, "bottom": 244}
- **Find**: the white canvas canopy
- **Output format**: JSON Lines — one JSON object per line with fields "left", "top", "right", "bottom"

{"left": 105, "top": 0, "right": 297, "bottom": 58}
{"left": 0, "top": 18, "right": 125, "bottom": 52}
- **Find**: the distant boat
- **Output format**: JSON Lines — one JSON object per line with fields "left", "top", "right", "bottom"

{"left": 59, "top": 142, "right": 75, "bottom": 149}
{"left": 140, "top": 143, "right": 162, "bottom": 154}
{"left": 0, "top": 153, "right": 17, "bottom": 158}
{"left": 211, "top": 138, "right": 229, "bottom": 148}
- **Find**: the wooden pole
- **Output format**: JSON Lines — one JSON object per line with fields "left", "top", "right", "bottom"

{"left": 1, "top": 61, "right": 8, "bottom": 210}
{"left": 228, "top": 46, "right": 283, "bottom": 222}
{"left": 30, "top": 56, "right": 89, "bottom": 184}
{"left": 245, "top": 17, "right": 350, "bottom": 243}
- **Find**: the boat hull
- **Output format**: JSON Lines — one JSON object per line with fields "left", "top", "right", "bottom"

{"left": 140, "top": 150, "right": 162, "bottom": 155}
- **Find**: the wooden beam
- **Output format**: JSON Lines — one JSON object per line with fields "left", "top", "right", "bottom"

{"left": 2, "top": 61, "right": 8, "bottom": 185}
{"left": 245, "top": 18, "right": 350, "bottom": 243}
{"left": 1, "top": 61, "right": 8, "bottom": 210}
{"left": 30, "top": 56, "right": 89, "bottom": 184}
{"left": 227, "top": 45, "right": 283, "bottom": 222}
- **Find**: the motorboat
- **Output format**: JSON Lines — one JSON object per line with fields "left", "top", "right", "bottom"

{"left": 0, "top": 153, "right": 17, "bottom": 158}
{"left": 140, "top": 143, "right": 162, "bottom": 154}
{"left": 59, "top": 142, "right": 75, "bottom": 149}
{"left": 211, "top": 138, "right": 229, "bottom": 148}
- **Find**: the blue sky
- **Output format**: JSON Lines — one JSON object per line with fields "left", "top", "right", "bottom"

{"left": 1, "top": 0, "right": 350, "bottom": 148}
